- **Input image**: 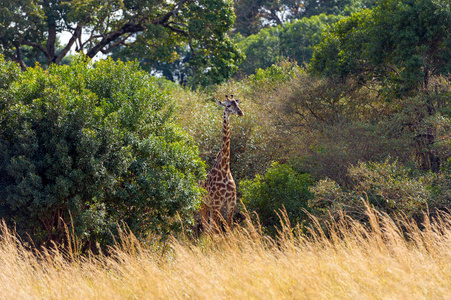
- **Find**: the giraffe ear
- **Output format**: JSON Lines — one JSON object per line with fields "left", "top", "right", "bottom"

{"left": 235, "top": 99, "right": 240, "bottom": 103}
{"left": 217, "top": 101, "right": 225, "bottom": 106}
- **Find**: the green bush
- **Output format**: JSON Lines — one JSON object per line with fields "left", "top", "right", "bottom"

{"left": 310, "top": 160, "right": 444, "bottom": 222}
{"left": 240, "top": 162, "right": 314, "bottom": 235}
{"left": 0, "top": 55, "right": 205, "bottom": 250}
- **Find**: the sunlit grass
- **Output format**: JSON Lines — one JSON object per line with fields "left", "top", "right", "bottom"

{"left": 2, "top": 204, "right": 451, "bottom": 299}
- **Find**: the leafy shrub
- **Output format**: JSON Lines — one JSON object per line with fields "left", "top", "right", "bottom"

{"left": 0, "top": 56, "right": 20, "bottom": 89}
{"left": 310, "top": 160, "right": 443, "bottom": 222}
{"left": 0, "top": 55, "right": 205, "bottom": 250}
{"left": 248, "top": 59, "right": 302, "bottom": 88}
{"left": 241, "top": 162, "right": 314, "bottom": 235}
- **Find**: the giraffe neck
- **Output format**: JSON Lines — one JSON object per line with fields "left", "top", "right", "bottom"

{"left": 219, "top": 110, "right": 231, "bottom": 171}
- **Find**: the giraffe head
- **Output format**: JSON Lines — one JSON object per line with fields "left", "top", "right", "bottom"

{"left": 217, "top": 94, "right": 244, "bottom": 116}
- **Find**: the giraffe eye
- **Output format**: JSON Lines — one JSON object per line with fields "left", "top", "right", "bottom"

{"left": 227, "top": 105, "right": 231, "bottom": 108}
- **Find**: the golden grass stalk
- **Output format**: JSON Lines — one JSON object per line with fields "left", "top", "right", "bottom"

{"left": 2, "top": 204, "right": 451, "bottom": 299}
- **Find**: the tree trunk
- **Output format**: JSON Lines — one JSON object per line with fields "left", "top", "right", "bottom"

{"left": 414, "top": 79, "right": 440, "bottom": 172}
{"left": 414, "top": 131, "right": 440, "bottom": 172}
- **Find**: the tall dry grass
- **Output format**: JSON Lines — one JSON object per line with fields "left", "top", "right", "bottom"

{"left": 2, "top": 204, "right": 451, "bottom": 299}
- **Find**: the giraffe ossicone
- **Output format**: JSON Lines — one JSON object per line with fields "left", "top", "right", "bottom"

{"left": 200, "top": 94, "right": 244, "bottom": 233}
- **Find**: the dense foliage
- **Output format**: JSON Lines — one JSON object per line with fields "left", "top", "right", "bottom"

{"left": 236, "top": 14, "right": 342, "bottom": 75}
{"left": 1, "top": 0, "right": 451, "bottom": 241}
{"left": 233, "top": 0, "right": 377, "bottom": 36}
{"left": 307, "top": 0, "right": 451, "bottom": 174}
{"left": 0, "top": 55, "right": 205, "bottom": 249}
{"left": 241, "top": 162, "right": 313, "bottom": 235}
{"left": 311, "top": 159, "right": 451, "bottom": 222}
{"left": 310, "top": 0, "right": 451, "bottom": 90}
{"left": 0, "top": 0, "right": 242, "bottom": 87}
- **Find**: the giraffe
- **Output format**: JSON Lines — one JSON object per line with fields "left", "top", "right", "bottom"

{"left": 200, "top": 94, "right": 244, "bottom": 233}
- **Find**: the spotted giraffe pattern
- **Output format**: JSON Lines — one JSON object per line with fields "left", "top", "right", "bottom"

{"left": 200, "top": 95, "right": 243, "bottom": 232}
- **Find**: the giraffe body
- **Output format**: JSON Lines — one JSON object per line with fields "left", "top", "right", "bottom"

{"left": 200, "top": 95, "right": 243, "bottom": 232}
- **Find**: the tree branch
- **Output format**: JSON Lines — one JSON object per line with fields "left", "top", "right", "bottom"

{"left": 21, "top": 39, "right": 48, "bottom": 57}
{"left": 55, "top": 24, "right": 82, "bottom": 64}
{"left": 86, "top": 22, "right": 147, "bottom": 58}
{"left": 100, "top": 33, "right": 133, "bottom": 54}
{"left": 162, "top": 24, "right": 189, "bottom": 36}
{"left": 154, "top": 0, "right": 192, "bottom": 25}
{"left": 86, "top": 0, "right": 193, "bottom": 58}
{"left": 81, "top": 0, "right": 198, "bottom": 59}
{"left": 11, "top": 45, "right": 27, "bottom": 71}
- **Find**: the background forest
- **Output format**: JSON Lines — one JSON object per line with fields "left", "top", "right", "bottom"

{"left": 0, "top": 0, "right": 450, "bottom": 250}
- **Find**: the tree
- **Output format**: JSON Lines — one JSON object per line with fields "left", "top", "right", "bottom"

{"left": 236, "top": 26, "right": 283, "bottom": 75}
{"left": 310, "top": 0, "right": 451, "bottom": 91}
{"left": 302, "top": 0, "right": 377, "bottom": 18}
{"left": 0, "top": 55, "right": 205, "bottom": 250}
{"left": 112, "top": 45, "right": 192, "bottom": 85}
{"left": 0, "top": 0, "right": 242, "bottom": 86}
{"left": 310, "top": 0, "right": 451, "bottom": 172}
{"left": 233, "top": 0, "right": 376, "bottom": 36}
{"left": 236, "top": 14, "right": 342, "bottom": 75}
{"left": 281, "top": 14, "right": 342, "bottom": 65}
